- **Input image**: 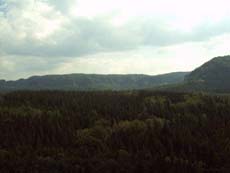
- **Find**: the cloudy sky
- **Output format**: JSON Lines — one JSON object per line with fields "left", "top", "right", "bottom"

{"left": 0, "top": 0, "right": 230, "bottom": 80}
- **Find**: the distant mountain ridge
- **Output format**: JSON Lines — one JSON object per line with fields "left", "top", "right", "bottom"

{"left": 2, "top": 55, "right": 230, "bottom": 92}
{"left": 0, "top": 72, "right": 189, "bottom": 91}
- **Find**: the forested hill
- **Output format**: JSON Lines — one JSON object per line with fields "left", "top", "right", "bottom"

{"left": 184, "top": 55, "right": 230, "bottom": 91}
{"left": 162, "top": 55, "right": 230, "bottom": 93}
{"left": 0, "top": 72, "right": 188, "bottom": 91}
{"left": 2, "top": 55, "right": 230, "bottom": 92}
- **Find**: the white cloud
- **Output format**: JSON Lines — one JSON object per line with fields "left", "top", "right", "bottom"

{"left": 0, "top": 0, "right": 230, "bottom": 79}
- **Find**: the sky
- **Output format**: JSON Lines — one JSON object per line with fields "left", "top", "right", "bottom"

{"left": 0, "top": 0, "right": 230, "bottom": 80}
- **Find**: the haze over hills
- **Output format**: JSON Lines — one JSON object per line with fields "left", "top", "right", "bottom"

{"left": 0, "top": 72, "right": 188, "bottom": 91}
{"left": 1, "top": 55, "right": 230, "bottom": 92}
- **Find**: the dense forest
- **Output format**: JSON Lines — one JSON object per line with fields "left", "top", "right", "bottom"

{"left": 0, "top": 91, "right": 230, "bottom": 172}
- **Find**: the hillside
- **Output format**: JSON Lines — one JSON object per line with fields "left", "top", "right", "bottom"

{"left": 159, "top": 55, "right": 230, "bottom": 93}
{"left": 184, "top": 55, "right": 230, "bottom": 92}
{"left": 0, "top": 72, "right": 188, "bottom": 91}
{"left": 2, "top": 55, "right": 230, "bottom": 92}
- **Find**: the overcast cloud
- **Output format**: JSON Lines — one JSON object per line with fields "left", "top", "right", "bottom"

{"left": 0, "top": 0, "right": 230, "bottom": 79}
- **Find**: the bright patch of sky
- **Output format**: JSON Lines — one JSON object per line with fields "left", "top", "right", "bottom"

{"left": 0, "top": 0, "right": 230, "bottom": 79}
